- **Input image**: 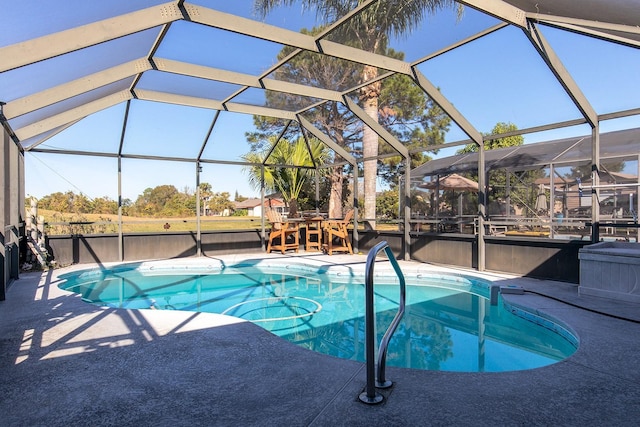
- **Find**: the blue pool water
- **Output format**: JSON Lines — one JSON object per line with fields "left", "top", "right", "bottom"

{"left": 58, "top": 262, "right": 578, "bottom": 372}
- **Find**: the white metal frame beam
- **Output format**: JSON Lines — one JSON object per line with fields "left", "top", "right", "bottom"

{"left": 458, "top": 0, "right": 527, "bottom": 27}
{"left": 134, "top": 89, "right": 223, "bottom": 110}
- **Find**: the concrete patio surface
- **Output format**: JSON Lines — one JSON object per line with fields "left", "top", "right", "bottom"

{"left": 1, "top": 253, "right": 639, "bottom": 426}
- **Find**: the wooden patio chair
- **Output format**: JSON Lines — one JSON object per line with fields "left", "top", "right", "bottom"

{"left": 266, "top": 209, "right": 300, "bottom": 254}
{"left": 322, "top": 209, "right": 354, "bottom": 255}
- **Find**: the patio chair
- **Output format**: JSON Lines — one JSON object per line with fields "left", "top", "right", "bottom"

{"left": 322, "top": 209, "right": 354, "bottom": 255}
{"left": 266, "top": 209, "right": 300, "bottom": 254}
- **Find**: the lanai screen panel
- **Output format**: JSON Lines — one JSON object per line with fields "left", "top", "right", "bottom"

{"left": 120, "top": 158, "right": 197, "bottom": 205}
{"left": 24, "top": 152, "right": 119, "bottom": 200}
{"left": 1, "top": 0, "right": 639, "bottom": 206}
{"left": 199, "top": 112, "right": 259, "bottom": 162}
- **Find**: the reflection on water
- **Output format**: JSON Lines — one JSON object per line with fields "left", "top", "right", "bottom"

{"left": 59, "top": 266, "right": 577, "bottom": 372}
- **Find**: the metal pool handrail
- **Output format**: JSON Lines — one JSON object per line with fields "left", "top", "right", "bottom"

{"left": 359, "top": 241, "right": 407, "bottom": 405}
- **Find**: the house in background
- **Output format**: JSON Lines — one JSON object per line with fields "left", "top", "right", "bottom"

{"left": 234, "top": 197, "right": 287, "bottom": 217}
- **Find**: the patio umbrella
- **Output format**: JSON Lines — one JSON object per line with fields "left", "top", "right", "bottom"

{"left": 535, "top": 184, "right": 548, "bottom": 213}
{"left": 418, "top": 174, "right": 479, "bottom": 230}
{"left": 418, "top": 173, "right": 480, "bottom": 192}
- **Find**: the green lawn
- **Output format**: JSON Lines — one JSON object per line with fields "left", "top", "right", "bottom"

{"left": 36, "top": 210, "right": 264, "bottom": 234}
{"left": 35, "top": 210, "right": 396, "bottom": 235}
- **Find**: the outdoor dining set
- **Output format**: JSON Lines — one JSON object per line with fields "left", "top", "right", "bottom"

{"left": 265, "top": 209, "right": 354, "bottom": 255}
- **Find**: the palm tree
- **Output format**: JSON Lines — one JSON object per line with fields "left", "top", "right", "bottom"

{"left": 198, "top": 182, "right": 213, "bottom": 216}
{"left": 242, "top": 136, "right": 330, "bottom": 209}
{"left": 254, "top": 0, "right": 460, "bottom": 226}
{"left": 248, "top": 26, "right": 363, "bottom": 218}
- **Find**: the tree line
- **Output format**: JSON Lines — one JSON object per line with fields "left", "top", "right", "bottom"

{"left": 31, "top": 184, "right": 246, "bottom": 218}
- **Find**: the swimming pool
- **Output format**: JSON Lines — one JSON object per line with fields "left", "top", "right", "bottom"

{"left": 58, "top": 260, "right": 578, "bottom": 372}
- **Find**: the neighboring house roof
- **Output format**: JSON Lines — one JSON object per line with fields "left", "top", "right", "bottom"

{"left": 234, "top": 198, "right": 285, "bottom": 209}
{"left": 535, "top": 171, "right": 638, "bottom": 187}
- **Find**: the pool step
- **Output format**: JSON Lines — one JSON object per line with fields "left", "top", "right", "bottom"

{"left": 500, "top": 285, "right": 525, "bottom": 295}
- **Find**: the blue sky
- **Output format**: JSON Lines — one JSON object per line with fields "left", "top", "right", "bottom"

{"left": 21, "top": 1, "right": 640, "bottom": 202}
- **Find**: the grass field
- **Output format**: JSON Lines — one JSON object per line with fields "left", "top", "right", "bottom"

{"left": 35, "top": 210, "right": 398, "bottom": 235}
{"left": 36, "top": 210, "right": 264, "bottom": 234}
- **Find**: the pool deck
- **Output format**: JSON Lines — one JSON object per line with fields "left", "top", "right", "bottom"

{"left": 1, "top": 252, "right": 639, "bottom": 426}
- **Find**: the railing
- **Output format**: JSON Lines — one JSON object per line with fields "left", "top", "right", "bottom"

{"left": 43, "top": 217, "right": 264, "bottom": 235}
{"left": 359, "top": 240, "right": 407, "bottom": 405}
{"left": 588, "top": 221, "right": 640, "bottom": 242}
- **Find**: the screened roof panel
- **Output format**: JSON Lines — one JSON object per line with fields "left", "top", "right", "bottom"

{"left": 404, "top": 6, "right": 502, "bottom": 64}
{"left": 0, "top": 28, "right": 161, "bottom": 102}
{"left": 298, "top": 101, "right": 353, "bottom": 137}
{"left": 554, "top": 137, "right": 595, "bottom": 165}
{"left": 266, "top": 49, "right": 388, "bottom": 92}
{"left": 121, "top": 101, "right": 215, "bottom": 158}
{"left": 297, "top": 102, "right": 361, "bottom": 163}
{"left": 9, "top": 78, "right": 134, "bottom": 132}
{"left": 344, "top": 73, "right": 456, "bottom": 153}
{"left": 155, "top": 20, "right": 285, "bottom": 75}
{"left": 601, "top": 132, "right": 640, "bottom": 160}
{"left": 415, "top": 26, "right": 583, "bottom": 134}
{"left": 231, "top": 87, "right": 323, "bottom": 112}
{"left": 229, "top": 87, "right": 270, "bottom": 110}
{"left": 326, "top": 2, "right": 502, "bottom": 64}
{"left": 20, "top": 126, "right": 76, "bottom": 151}
{"left": 135, "top": 70, "right": 242, "bottom": 100}
{"left": 34, "top": 104, "right": 127, "bottom": 154}
{"left": 540, "top": 25, "right": 640, "bottom": 115}
{"left": 262, "top": 136, "right": 320, "bottom": 168}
